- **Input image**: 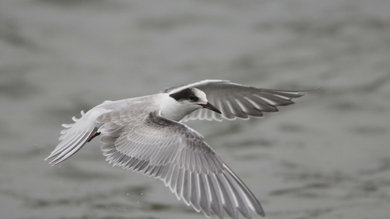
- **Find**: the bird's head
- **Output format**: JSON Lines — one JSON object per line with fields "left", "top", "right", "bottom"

{"left": 169, "top": 88, "right": 221, "bottom": 114}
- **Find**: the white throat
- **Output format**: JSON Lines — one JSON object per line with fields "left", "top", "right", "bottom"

{"left": 158, "top": 94, "right": 199, "bottom": 121}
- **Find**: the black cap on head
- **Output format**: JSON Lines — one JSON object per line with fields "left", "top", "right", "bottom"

{"left": 169, "top": 88, "right": 199, "bottom": 102}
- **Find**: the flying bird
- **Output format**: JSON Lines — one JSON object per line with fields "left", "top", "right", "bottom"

{"left": 46, "top": 79, "right": 308, "bottom": 219}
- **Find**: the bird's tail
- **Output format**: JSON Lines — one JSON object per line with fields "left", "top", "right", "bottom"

{"left": 45, "top": 110, "right": 100, "bottom": 165}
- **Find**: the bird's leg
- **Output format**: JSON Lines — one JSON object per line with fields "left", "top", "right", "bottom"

{"left": 87, "top": 132, "right": 101, "bottom": 142}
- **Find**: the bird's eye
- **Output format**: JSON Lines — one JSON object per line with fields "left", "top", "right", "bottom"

{"left": 188, "top": 95, "right": 198, "bottom": 102}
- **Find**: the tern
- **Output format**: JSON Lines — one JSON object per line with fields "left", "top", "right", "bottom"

{"left": 46, "top": 79, "right": 308, "bottom": 219}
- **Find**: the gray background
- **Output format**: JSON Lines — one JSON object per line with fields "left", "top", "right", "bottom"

{"left": 1, "top": 0, "right": 389, "bottom": 218}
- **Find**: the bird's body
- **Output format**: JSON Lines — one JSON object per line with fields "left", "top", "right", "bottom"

{"left": 46, "top": 79, "right": 308, "bottom": 219}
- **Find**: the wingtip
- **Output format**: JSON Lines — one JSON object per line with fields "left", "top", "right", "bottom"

{"left": 44, "top": 154, "right": 53, "bottom": 161}
{"left": 44, "top": 159, "right": 56, "bottom": 166}
{"left": 253, "top": 206, "right": 265, "bottom": 217}
{"left": 301, "top": 87, "right": 321, "bottom": 94}
{"left": 48, "top": 159, "right": 60, "bottom": 166}
{"left": 44, "top": 153, "right": 61, "bottom": 166}
{"left": 259, "top": 208, "right": 265, "bottom": 217}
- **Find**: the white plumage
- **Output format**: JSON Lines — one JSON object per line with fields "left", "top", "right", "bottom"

{"left": 46, "top": 79, "right": 308, "bottom": 219}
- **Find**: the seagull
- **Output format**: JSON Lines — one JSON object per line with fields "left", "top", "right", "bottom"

{"left": 46, "top": 79, "right": 308, "bottom": 219}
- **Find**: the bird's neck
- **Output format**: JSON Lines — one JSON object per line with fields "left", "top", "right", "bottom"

{"left": 158, "top": 94, "right": 198, "bottom": 121}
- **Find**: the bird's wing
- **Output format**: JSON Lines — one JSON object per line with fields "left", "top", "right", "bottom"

{"left": 164, "top": 79, "right": 307, "bottom": 122}
{"left": 97, "top": 110, "right": 265, "bottom": 219}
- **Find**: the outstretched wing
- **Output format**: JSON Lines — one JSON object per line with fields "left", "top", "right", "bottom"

{"left": 97, "top": 110, "right": 265, "bottom": 219}
{"left": 164, "top": 79, "right": 307, "bottom": 122}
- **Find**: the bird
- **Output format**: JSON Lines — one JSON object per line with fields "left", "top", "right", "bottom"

{"left": 46, "top": 79, "right": 308, "bottom": 219}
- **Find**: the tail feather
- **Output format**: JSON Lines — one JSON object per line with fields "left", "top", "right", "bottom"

{"left": 46, "top": 110, "right": 101, "bottom": 165}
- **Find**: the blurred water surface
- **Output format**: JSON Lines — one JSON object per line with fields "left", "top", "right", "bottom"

{"left": 0, "top": 0, "right": 390, "bottom": 218}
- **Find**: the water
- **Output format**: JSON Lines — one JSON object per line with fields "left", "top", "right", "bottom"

{"left": 0, "top": 0, "right": 389, "bottom": 218}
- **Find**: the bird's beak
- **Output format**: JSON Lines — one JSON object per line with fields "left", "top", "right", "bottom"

{"left": 199, "top": 102, "right": 222, "bottom": 114}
